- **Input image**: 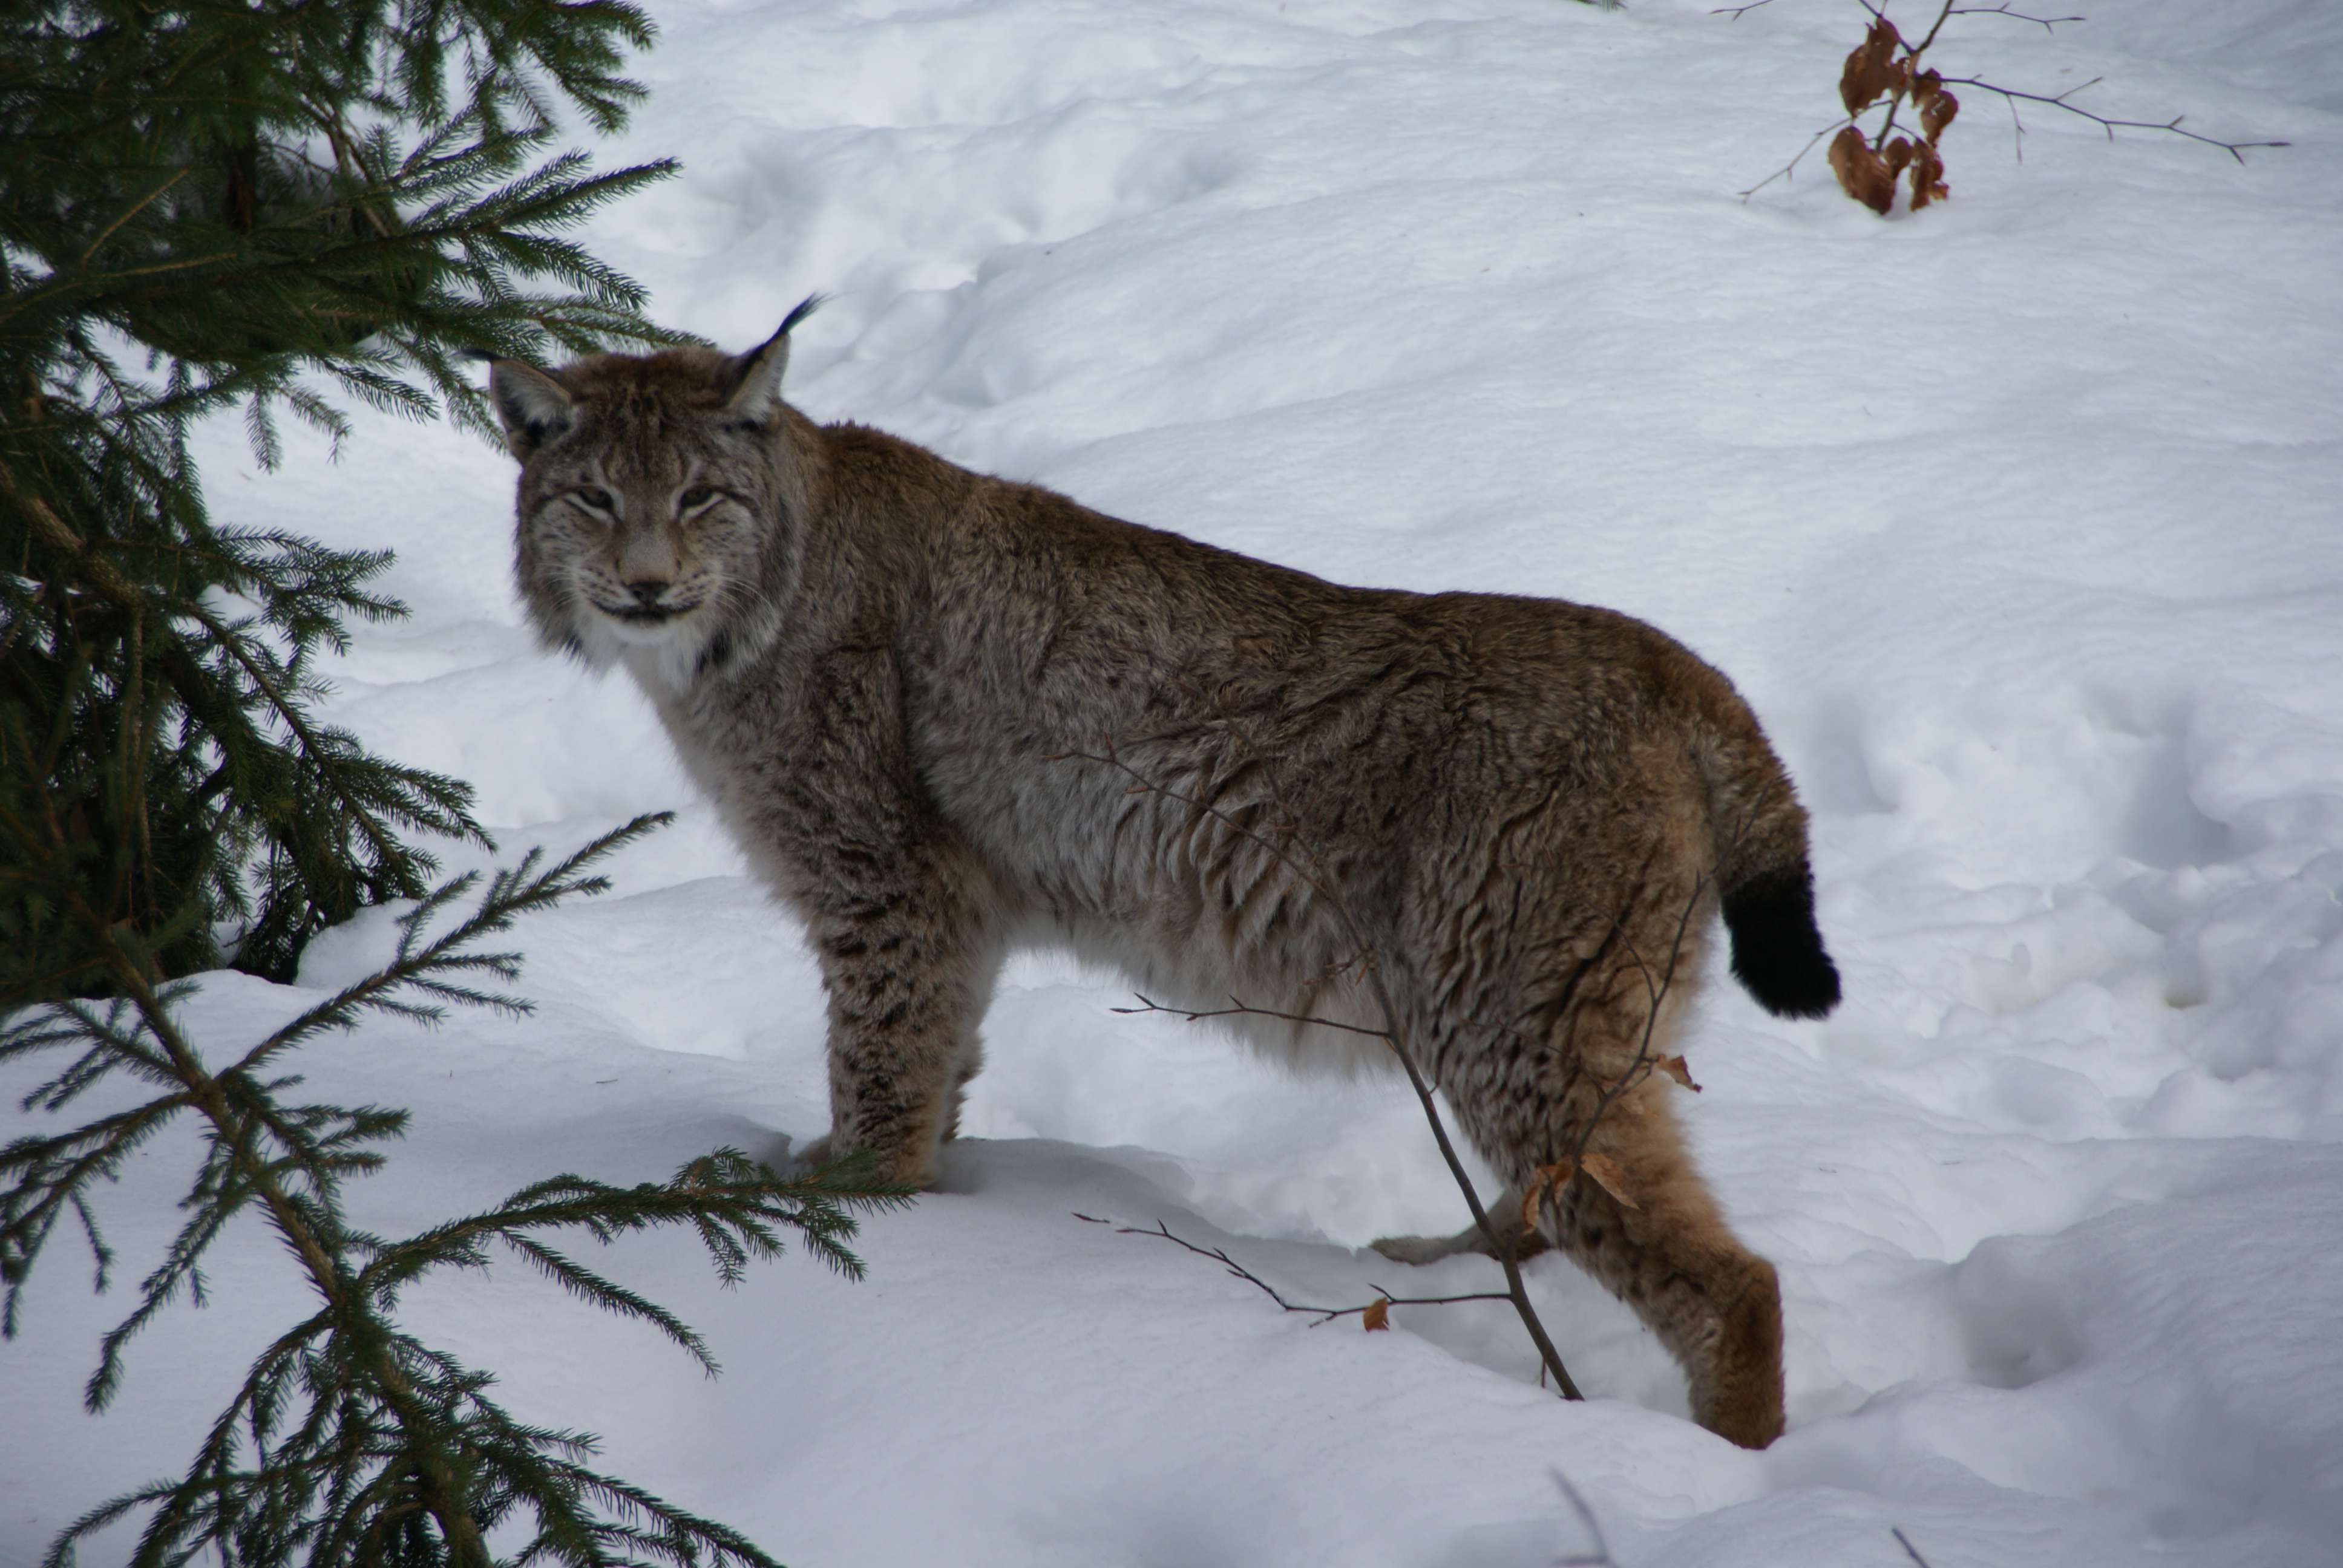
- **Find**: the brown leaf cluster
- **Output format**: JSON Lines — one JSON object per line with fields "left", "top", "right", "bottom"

{"left": 1520, "top": 1151, "right": 1639, "bottom": 1233}
{"left": 1829, "top": 13, "right": 1961, "bottom": 215}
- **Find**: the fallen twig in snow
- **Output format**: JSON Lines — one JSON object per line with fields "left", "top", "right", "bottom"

{"left": 1548, "top": 1471, "right": 1619, "bottom": 1566}
{"left": 1893, "top": 1525, "right": 1938, "bottom": 1567}
{"left": 1083, "top": 1216, "right": 1512, "bottom": 1327}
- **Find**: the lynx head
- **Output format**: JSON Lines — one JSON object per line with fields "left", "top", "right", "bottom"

{"left": 487, "top": 298, "right": 819, "bottom": 685}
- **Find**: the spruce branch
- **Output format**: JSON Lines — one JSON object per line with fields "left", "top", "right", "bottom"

{"left": 9, "top": 816, "right": 909, "bottom": 1568}
{"left": 1, "top": 0, "right": 695, "bottom": 995}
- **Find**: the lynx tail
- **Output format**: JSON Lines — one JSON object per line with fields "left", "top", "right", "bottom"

{"left": 1721, "top": 864, "right": 1839, "bottom": 1020}
{"left": 1694, "top": 709, "right": 1841, "bottom": 1021}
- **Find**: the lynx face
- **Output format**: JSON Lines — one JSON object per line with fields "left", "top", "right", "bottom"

{"left": 491, "top": 310, "right": 808, "bottom": 685}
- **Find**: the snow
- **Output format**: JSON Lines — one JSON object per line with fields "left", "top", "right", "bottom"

{"left": 8, "top": 0, "right": 2343, "bottom": 1564}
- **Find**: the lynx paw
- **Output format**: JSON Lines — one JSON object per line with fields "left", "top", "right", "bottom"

{"left": 1370, "top": 1198, "right": 1553, "bottom": 1266}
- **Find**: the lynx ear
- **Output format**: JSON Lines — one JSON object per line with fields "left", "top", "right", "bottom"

{"left": 487, "top": 359, "right": 577, "bottom": 459}
{"left": 719, "top": 294, "right": 822, "bottom": 430}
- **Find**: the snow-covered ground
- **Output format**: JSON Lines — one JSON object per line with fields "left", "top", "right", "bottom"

{"left": 8, "top": 1, "right": 2343, "bottom": 1563}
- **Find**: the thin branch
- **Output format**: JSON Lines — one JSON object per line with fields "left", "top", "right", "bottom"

{"left": 1549, "top": 1471, "right": 1617, "bottom": 1566}
{"left": 1107, "top": 1220, "right": 1512, "bottom": 1326}
{"left": 1739, "top": 119, "right": 1850, "bottom": 201}
{"left": 1906, "top": 0, "right": 1962, "bottom": 59}
{"left": 1936, "top": 74, "right": 2289, "bottom": 161}
{"left": 1892, "top": 1526, "right": 1937, "bottom": 1568}
{"left": 1113, "top": 995, "right": 1390, "bottom": 1043}
{"left": 1948, "top": 3, "right": 2082, "bottom": 33}
{"left": 76, "top": 169, "right": 194, "bottom": 266}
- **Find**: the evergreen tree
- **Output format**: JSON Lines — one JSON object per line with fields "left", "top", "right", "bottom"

{"left": 0, "top": 0, "right": 684, "bottom": 998}
{"left": 2, "top": 11, "right": 918, "bottom": 1566}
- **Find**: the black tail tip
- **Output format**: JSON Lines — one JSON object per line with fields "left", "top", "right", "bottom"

{"left": 1723, "top": 869, "right": 1842, "bottom": 1021}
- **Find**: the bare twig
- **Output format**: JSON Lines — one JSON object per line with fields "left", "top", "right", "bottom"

{"left": 1936, "top": 74, "right": 2289, "bottom": 162}
{"left": 1712, "top": 0, "right": 1775, "bottom": 17}
{"left": 1113, "top": 994, "right": 1388, "bottom": 1043}
{"left": 1739, "top": 120, "right": 1849, "bottom": 201}
{"left": 1949, "top": 3, "right": 2080, "bottom": 33}
{"left": 1100, "top": 1218, "right": 1511, "bottom": 1325}
{"left": 1548, "top": 1471, "right": 1617, "bottom": 1566}
{"left": 1892, "top": 1526, "right": 1936, "bottom": 1568}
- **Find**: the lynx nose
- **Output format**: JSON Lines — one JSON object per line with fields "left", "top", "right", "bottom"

{"left": 623, "top": 578, "right": 670, "bottom": 607}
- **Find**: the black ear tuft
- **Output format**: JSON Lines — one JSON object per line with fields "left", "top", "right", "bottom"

{"left": 719, "top": 295, "right": 824, "bottom": 430}
{"left": 778, "top": 293, "right": 824, "bottom": 337}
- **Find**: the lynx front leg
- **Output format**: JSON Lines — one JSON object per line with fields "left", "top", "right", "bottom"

{"left": 1370, "top": 1188, "right": 1553, "bottom": 1266}
{"left": 807, "top": 834, "right": 1000, "bottom": 1190}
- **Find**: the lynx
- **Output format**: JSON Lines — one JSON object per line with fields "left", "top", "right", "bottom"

{"left": 487, "top": 302, "right": 1840, "bottom": 1449}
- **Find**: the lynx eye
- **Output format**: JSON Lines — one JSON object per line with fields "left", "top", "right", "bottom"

{"left": 678, "top": 485, "right": 719, "bottom": 513}
{"left": 568, "top": 487, "right": 617, "bottom": 518}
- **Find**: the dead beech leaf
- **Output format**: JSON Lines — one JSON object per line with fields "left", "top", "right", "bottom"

{"left": 1362, "top": 1296, "right": 1392, "bottom": 1332}
{"left": 1921, "top": 87, "right": 1960, "bottom": 145}
{"left": 1655, "top": 1054, "right": 1703, "bottom": 1093}
{"left": 1581, "top": 1152, "right": 1639, "bottom": 1210}
{"left": 1838, "top": 17, "right": 1903, "bottom": 116}
{"left": 1828, "top": 125, "right": 1898, "bottom": 215}
{"left": 1910, "top": 141, "right": 1950, "bottom": 210}
{"left": 1883, "top": 136, "right": 1915, "bottom": 177}
{"left": 1522, "top": 1158, "right": 1578, "bottom": 1229}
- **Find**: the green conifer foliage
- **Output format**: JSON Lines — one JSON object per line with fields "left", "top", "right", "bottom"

{"left": 3, "top": 818, "right": 914, "bottom": 1568}
{"left": 1, "top": 18, "right": 918, "bottom": 1566}
{"left": 0, "top": 0, "right": 683, "bottom": 998}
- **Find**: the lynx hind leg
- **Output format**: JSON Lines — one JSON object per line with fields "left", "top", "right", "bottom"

{"left": 1540, "top": 1076, "right": 1785, "bottom": 1449}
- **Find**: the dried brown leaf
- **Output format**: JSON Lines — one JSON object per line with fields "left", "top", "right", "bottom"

{"left": 1910, "top": 140, "right": 1949, "bottom": 209}
{"left": 1362, "top": 1296, "right": 1392, "bottom": 1332}
{"left": 1828, "top": 125, "right": 1898, "bottom": 215}
{"left": 1655, "top": 1054, "right": 1703, "bottom": 1093}
{"left": 1838, "top": 17, "right": 1903, "bottom": 116}
{"left": 1522, "top": 1158, "right": 1578, "bottom": 1229}
{"left": 1883, "top": 136, "right": 1915, "bottom": 176}
{"left": 1922, "top": 87, "right": 1960, "bottom": 146}
{"left": 1580, "top": 1152, "right": 1640, "bottom": 1210}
